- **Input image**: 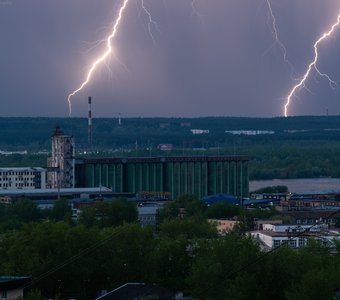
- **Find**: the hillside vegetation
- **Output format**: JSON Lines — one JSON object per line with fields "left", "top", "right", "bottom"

{"left": 1, "top": 116, "right": 340, "bottom": 179}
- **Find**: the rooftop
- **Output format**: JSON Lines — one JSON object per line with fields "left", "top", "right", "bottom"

{"left": 0, "top": 187, "right": 112, "bottom": 196}
{"left": 0, "top": 276, "right": 31, "bottom": 290}
{"left": 76, "top": 155, "right": 248, "bottom": 165}
{"left": 0, "top": 167, "right": 46, "bottom": 171}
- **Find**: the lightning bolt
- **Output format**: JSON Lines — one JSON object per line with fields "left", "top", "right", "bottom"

{"left": 264, "top": 0, "right": 294, "bottom": 75}
{"left": 191, "top": 0, "right": 202, "bottom": 18}
{"left": 67, "top": 0, "right": 130, "bottom": 116}
{"left": 141, "top": 0, "right": 160, "bottom": 45}
{"left": 284, "top": 14, "right": 340, "bottom": 117}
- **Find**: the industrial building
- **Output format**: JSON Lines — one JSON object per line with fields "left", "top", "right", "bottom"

{"left": 47, "top": 126, "right": 75, "bottom": 188}
{"left": 74, "top": 156, "right": 249, "bottom": 199}
{"left": 0, "top": 187, "right": 120, "bottom": 203}
{"left": 0, "top": 167, "right": 46, "bottom": 190}
{"left": 48, "top": 127, "right": 249, "bottom": 199}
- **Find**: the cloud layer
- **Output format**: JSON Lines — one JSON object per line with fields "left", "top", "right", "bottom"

{"left": 1, "top": 0, "right": 340, "bottom": 117}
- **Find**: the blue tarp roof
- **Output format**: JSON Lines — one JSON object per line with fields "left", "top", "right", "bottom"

{"left": 202, "top": 194, "right": 239, "bottom": 205}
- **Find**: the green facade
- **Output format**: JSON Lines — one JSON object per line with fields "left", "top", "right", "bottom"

{"left": 75, "top": 156, "right": 249, "bottom": 199}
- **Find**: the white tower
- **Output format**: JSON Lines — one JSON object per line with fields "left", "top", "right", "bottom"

{"left": 47, "top": 126, "right": 75, "bottom": 188}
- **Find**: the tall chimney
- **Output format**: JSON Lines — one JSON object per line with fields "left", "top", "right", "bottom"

{"left": 88, "top": 96, "right": 92, "bottom": 147}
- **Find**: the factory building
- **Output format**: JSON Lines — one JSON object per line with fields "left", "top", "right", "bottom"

{"left": 47, "top": 127, "right": 249, "bottom": 199}
{"left": 74, "top": 156, "right": 249, "bottom": 199}
{"left": 47, "top": 126, "right": 75, "bottom": 188}
{"left": 0, "top": 167, "right": 46, "bottom": 190}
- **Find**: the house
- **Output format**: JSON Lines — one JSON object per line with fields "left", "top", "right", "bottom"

{"left": 0, "top": 276, "right": 31, "bottom": 300}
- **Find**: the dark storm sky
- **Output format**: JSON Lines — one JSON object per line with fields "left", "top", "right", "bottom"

{"left": 1, "top": 0, "right": 340, "bottom": 117}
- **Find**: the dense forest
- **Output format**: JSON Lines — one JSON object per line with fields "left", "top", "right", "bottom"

{"left": 1, "top": 116, "right": 340, "bottom": 179}
{"left": 1, "top": 195, "right": 340, "bottom": 299}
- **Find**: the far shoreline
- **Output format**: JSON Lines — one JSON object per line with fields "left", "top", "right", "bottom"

{"left": 250, "top": 178, "right": 340, "bottom": 194}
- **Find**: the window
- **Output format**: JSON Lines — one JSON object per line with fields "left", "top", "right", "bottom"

{"left": 289, "top": 239, "right": 297, "bottom": 248}
{"left": 273, "top": 240, "right": 281, "bottom": 248}
{"left": 299, "top": 238, "right": 307, "bottom": 247}
{"left": 1, "top": 290, "right": 7, "bottom": 299}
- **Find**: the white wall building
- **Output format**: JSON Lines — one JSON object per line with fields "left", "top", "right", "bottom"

{"left": 0, "top": 167, "right": 46, "bottom": 190}
{"left": 251, "top": 223, "right": 340, "bottom": 250}
{"left": 190, "top": 129, "right": 210, "bottom": 135}
{"left": 225, "top": 130, "right": 274, "bottom": 136}
{"left": 138, "top": 205, "right": 161, "bottom": 227}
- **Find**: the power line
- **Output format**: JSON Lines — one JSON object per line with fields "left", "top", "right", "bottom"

{"left": 21, "top": 222, "right": 139, "bottom": 291}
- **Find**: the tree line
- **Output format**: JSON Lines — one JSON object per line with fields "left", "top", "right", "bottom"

{"left": 2, "top": 117, "right": 340, "bottom": 180}
{"left": 0, "top": 195, "right": 340, "bottom": 299}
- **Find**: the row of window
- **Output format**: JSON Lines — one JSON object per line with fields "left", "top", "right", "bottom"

{"left": 296, "top": 218, "right": 336, "bottom": 225}
{"left": 0, "top": 171, "right": 35, "bottom": 176}
{"left": 273, "top": 238, "right": 307, "bottom": 248}
{"left": 138, "top": 216, "right": 156, "bottom": 221}
{"left": 0, "top": 177, "right": 34, "bottom": 182}
{"left": 0, "top": 182, "right": 34, "bottom": 188}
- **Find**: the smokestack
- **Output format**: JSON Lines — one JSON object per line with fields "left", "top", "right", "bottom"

{"left": 118, "top": 113, "right": 121, "bottom": 126}
{"left": 88, "top": 96, "right": 92, "bottom": 147}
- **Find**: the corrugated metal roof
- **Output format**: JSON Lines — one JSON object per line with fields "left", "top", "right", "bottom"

{"left": 0, "top": 187, "right": 112, "bottom": 196}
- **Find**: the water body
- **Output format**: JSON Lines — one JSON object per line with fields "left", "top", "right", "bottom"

{"left": 249, "top": 178, "right": 340, "bottom": 194}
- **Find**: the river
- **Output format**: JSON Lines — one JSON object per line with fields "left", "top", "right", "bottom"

{"left": 249, "top": 178, "right": 340, "bottom": 194}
